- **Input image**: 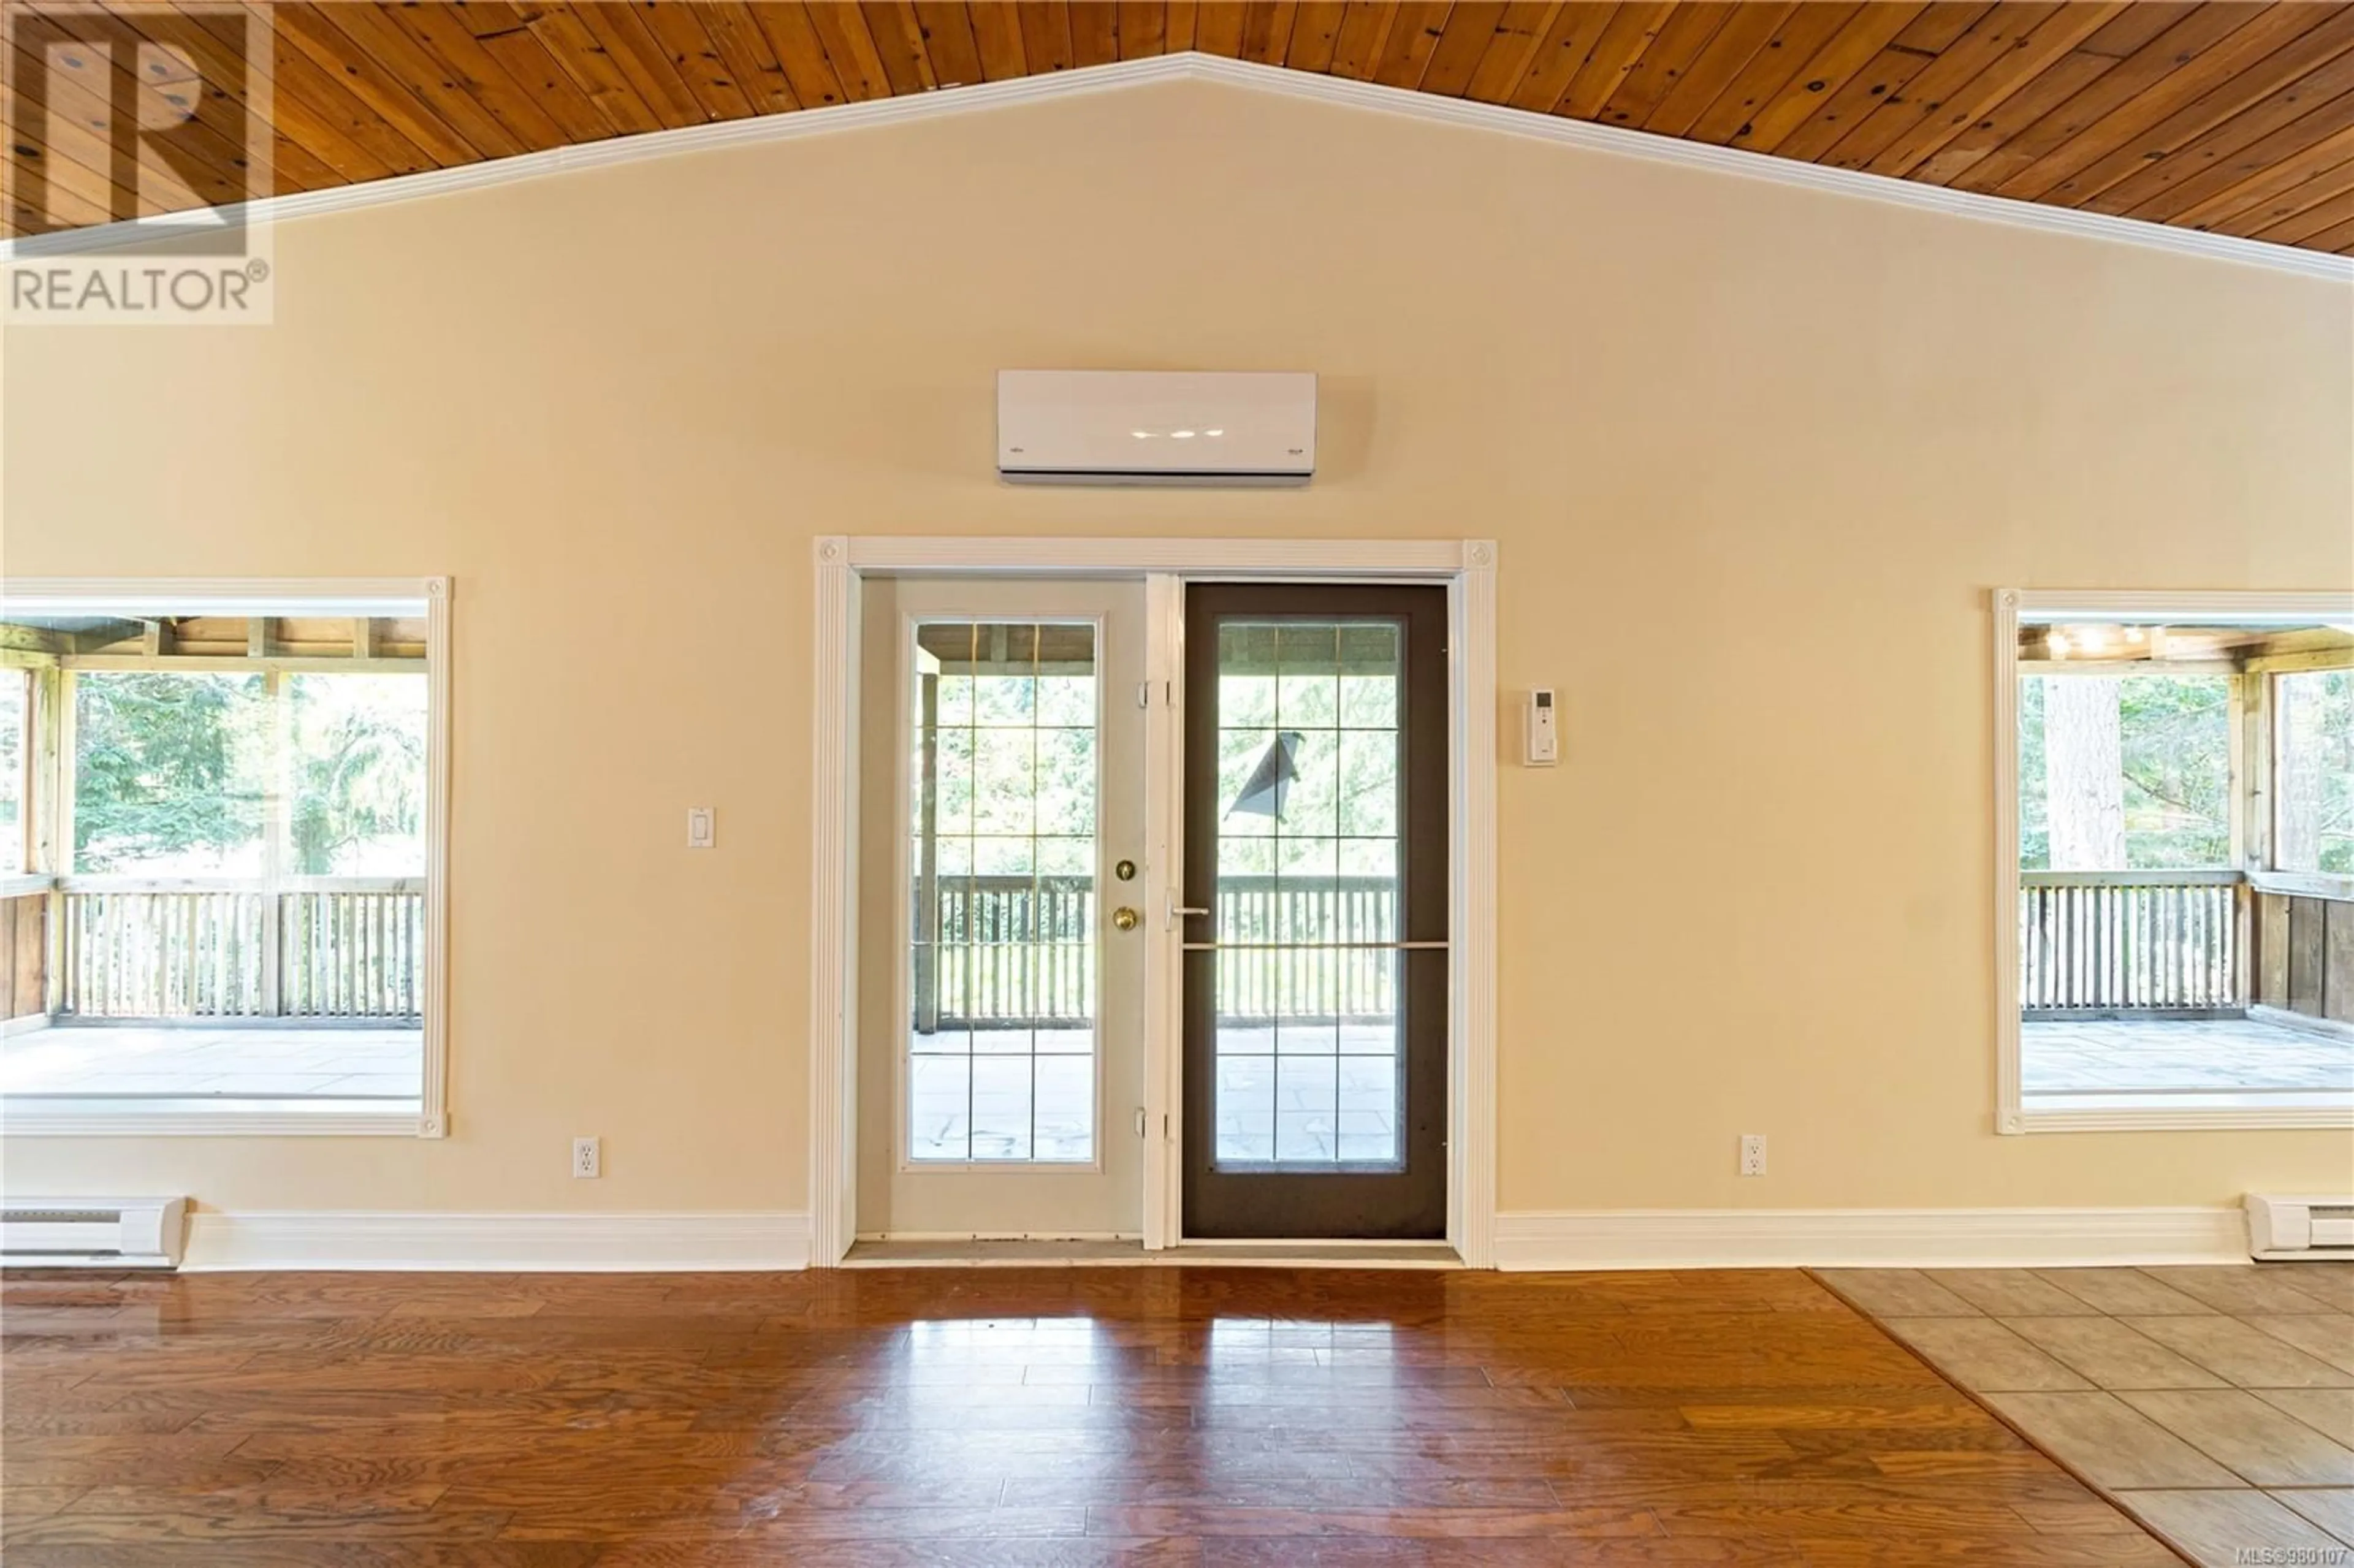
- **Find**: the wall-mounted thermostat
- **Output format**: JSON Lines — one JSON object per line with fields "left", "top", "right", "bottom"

{"left": 1525, "top": 690, "right": 1558, "bottom": 767}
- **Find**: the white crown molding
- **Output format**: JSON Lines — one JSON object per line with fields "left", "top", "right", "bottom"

{"left": 183, "top": 1210, "right": 813, "bottom": 1271}
{"left": 0, "top": 54, "right": 1191, "bottom": 262}
{"left": 6, "top": 54, "right": 2345, "bottom": 283}
{"left": 1493, "top": 1207, "right": 2250, "bottom": 1271}
{"left": 1205, "top": 56, "right": 2354, "bottom": 283}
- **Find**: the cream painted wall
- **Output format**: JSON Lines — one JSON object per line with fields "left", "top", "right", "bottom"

{"left": 3, "top": 78, "right": 2349, "bottom": 1220}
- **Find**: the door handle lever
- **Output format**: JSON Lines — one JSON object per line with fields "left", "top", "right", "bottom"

{"left": 1166, "top": 892, "right": 1211, "bottom": 931}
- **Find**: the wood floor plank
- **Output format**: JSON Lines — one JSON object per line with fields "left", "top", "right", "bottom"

{"left": 0, "top": 1265, "right": 2173, "bottom": 1558}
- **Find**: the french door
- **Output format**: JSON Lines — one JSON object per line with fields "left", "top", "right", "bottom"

{"left": 1179, "top": 585, "right": 1450, "bottom": 1239}
{"left": 855, "top": 577, "right": 1147, "bottom": 1239}
{"left": 852, "top": 574, "right": 1450, "bottom": 1245}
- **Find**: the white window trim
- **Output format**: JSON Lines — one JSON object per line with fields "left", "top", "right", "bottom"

{"left": 0, "top": 577, "right": 452, "bottom": 1139}
{"left": 810, "top": 538, "right": 1499, "bottom": 1266}
{"left": 1994, "top": 587, "right": 2354, "bottom": 1135}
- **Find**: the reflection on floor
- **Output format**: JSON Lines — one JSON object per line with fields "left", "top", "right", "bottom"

{"left": 1, "top": 1264, "right": 2184, "bottom": 1561}
{"left": 0, "top": 1023, "right": 422, "bottom": 1098}
{"left": 1819, "top": 1263, "right": 2354, "bottom": 1568}
{"left": 2023, "top": 1015, "right": 2354, "bottom": 1095}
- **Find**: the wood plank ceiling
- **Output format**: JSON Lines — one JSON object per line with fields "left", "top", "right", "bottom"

{"left": 7, "top": 2, "right": 2354, "bottom": 254}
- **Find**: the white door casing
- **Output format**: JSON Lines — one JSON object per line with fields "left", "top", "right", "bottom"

{"left": 809, "top": 538, "right": 1498, "bottom": 1264}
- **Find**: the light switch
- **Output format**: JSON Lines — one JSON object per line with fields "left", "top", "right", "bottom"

{"left": 686, "top": 807, "right": 715, "bottom": 849}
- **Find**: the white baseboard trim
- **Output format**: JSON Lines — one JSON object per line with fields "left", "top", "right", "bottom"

{"left": 183, "top": 1210, "right": 813, "bottom": 1272}
{"left": 1493, "top": 1207, "right": 2250, "bottom": 1271}
{"left": 175, "top": 1207, "right": 2246, "bottom": 1272}
{"left": 2, "top": 1013, "right": 53, "bottom": 1037}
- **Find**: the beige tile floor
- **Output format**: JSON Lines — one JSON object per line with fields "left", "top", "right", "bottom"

{"left": 1819, "top": 1262, "right": 2354, "bottom": 1568}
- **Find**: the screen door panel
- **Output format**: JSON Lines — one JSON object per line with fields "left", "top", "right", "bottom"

{"left": 1182, "top": 585, "right": 1448, "bottom": 1240}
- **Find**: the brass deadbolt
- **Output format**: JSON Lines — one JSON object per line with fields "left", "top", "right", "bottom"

{"left": 1114, "top": 859, "right": 1138, "bottom": 881}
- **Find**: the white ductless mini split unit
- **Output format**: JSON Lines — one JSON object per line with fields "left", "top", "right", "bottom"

{"left": 0, "top": 1197, "right": 188, "bottom": 1269}
{"left": 2247, "top": 1194, "right": 2354, "bottom": 1262}
{"left": 997, "top": 370, "right": 1316, "bottom": 486}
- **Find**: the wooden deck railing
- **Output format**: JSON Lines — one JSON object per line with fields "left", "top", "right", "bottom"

{"left": 2018, "top": 870, "right": 2244, "bottom": 1014}
{"left": 928, "top": 875, "right": 1097, "bottom": 1030}
{"left": 57, "top": 877, "right": 425, "bottom": 1021}
{"left": 915, "top": 873, "right": 1399, "bottom": 1031}
{"left": 1211, "top": 874, "right": 1398, "bottom": 1026}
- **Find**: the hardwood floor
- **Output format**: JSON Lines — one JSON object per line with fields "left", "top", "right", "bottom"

{"left": 0, "top": 1266, "right": 2179, "bottom": 1565}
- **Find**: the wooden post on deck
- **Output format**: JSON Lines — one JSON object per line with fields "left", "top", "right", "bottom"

{"left": 914, "top": 670, "right": 940, "bottom": 1035}
{"left": 260, "top": 669, "right": 287, "bottom": 1016}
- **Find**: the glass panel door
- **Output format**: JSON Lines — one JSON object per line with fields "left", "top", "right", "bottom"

{"left": 1211, "top": 621, "right": 1404, "bottom": 1167}
{"left": 907, "top": 619, "right": 1100, "bottom": 1165}
{"left": 1182, "top": 585, "right": 1449, "bottom": 1240}
{"left": 855, "top": 577, "right": 1146, "bottom": 1242}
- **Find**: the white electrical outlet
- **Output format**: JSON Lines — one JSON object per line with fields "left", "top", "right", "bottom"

{"left": 686, "top": 807, "right": 715, "bottom": 849}
{"left": 572, "top": 1136, "right": 601, "bottom": 1179}
{"left": 1739, "top": 1134, "right": 1767, "bottom": 1178}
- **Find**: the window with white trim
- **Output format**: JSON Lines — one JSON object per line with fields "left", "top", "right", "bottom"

{"left": 2002, "top": 594, "right": 2353, "bottom": 1131}
{"left": 0, "top": 585, "right": 447, "bottom": 1135}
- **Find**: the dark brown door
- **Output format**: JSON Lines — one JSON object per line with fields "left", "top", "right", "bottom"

{"left": 1181, "top": 584, "right": 1449, "bottom": 1240}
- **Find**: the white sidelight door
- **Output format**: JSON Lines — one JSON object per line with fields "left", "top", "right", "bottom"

{"left": 855, "top": 577, "right": 1148, "bottom": 1239}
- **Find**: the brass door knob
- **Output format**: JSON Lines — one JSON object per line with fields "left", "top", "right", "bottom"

{"left": 1111, "top": 907, "right": 1140, "bottom": 931}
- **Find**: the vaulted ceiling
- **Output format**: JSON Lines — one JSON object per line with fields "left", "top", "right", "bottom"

{"left": 9, "top": 2, "right": 2354, "bottom": 255}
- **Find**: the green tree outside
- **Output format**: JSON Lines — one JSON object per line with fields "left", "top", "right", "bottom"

{"left": 74, "top": 671, "right": 424, "bottom": 875}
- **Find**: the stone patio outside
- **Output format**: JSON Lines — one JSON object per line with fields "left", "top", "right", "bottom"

{"left": 0, "top": 1024, "right": 423, "bottom": 1100}
{"left": 2022, "top": 1016, "right": 2353, "bottom": 1096}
